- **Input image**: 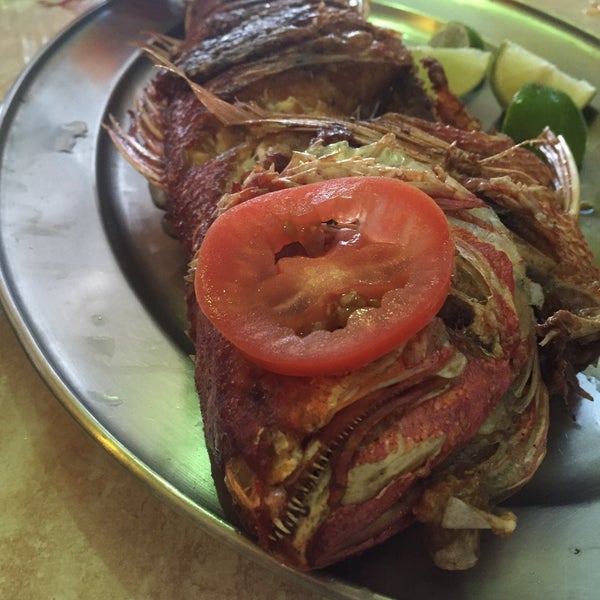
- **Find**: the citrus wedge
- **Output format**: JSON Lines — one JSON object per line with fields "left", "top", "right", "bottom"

{"left": 411, "top": 46, "right": 492, "bottom": 97}
{"left": 501, "top": 82, "right": 587, "bottom": 167}
{"left": 430, "top": 21, "right": 485, "bottom": 50}
{"left": 490, "top": 40, "right": 596, "bottom": 109}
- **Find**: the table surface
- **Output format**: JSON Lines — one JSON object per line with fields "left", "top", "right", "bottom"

{"left": 0, "top": 1, "right": 598, "bottom": 599}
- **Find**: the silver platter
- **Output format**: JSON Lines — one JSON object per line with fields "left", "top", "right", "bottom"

{"left": 1, "top": 1, "right": 599, "bottom": 598}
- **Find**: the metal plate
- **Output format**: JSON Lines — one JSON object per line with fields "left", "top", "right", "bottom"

{"left": 1, "top": 1, "right": 599, "bottom": 598}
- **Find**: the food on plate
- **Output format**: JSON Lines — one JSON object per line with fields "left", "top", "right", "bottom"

{"left": 415, "top": 31, "right": 592, "bottom": 165}
{"left": 409, "top": 45, "right": 491, "bottom": 96}
{"left": 195, "top": 176, "right": 455, "bottom": 376}
{"left": 429, "top": 21, "right": 485, "bottom": 50}
{"left": 501, "top": 82, "right": 588, "bottom": 167}
{"left": 490, "top": 39, "right": 597, "bottom": 109}
{"left": 108, "top": 0, "right": 600, "bottom": 571}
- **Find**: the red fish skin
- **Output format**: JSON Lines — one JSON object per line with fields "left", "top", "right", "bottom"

{"left": 106, "top": 0, "right": 600, "bottom": 572}
{"left": 303, "top": 356, "right": 513, "bottom": 568}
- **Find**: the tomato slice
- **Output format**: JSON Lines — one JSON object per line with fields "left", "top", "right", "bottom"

{"left": 194, "top": 176, "right": 454, "bottom": 376}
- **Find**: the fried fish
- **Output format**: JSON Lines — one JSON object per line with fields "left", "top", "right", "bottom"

{"left": 108, "top": 0, "right": 600, "bottom": 570}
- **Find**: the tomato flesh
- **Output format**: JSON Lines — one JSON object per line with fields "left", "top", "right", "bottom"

{"left": 195, "top": 177, "right": 454, "bottom": 376}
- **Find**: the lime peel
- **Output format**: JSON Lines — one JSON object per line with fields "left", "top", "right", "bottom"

{"left": 490, "top": 40, "right": 596, "bottom": 109}
{"left": 411, "top": 46, "right": 492, "bottom": 97}
{"left": 430, "top": 21, "right": 485, "bottom": 50}
{"left": 501, "top": 82, "right": 587, "bottom": 168}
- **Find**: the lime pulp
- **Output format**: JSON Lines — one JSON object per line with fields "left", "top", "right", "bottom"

{"left": 430, "top": 22, "right": 485, "bottom": 50}
{"left": 410, "top": 46, "right": 492, "bottom": 97}
{"left": 490, "top": 40, "right": 596, "bottom": 109}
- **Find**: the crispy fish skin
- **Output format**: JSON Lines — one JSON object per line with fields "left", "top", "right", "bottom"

{"left": 176, "top": 0, "right": 433, "bottom": 116}
{"left": 118, "top": 0, "right": 437, "bottom": 249}
{"left": 189, "top": 144, "right": 546, "bottom": 568}
{"left": 108, "top": 0, "right": 600, "bottom": 571}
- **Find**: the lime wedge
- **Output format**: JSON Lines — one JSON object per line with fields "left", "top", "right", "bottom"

{"left": 411, "top": 46, "right": 492, "bottom": 97}
{"left": 501, "top": 82, "right": 587, "bottom": 167}
{"left": 430, "top": 21, "right": 485, "bottom": 50}
{"left": 490, "top": 40, "right": 596, "bottom": 109}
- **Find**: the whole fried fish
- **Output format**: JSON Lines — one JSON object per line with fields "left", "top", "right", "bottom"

{"left": 109, "top": 0, "right": 600, "bottom": 570}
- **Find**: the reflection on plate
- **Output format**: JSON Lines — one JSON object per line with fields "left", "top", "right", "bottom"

{"left": 1, "top": 1, "right": 600, "bottom": 598}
